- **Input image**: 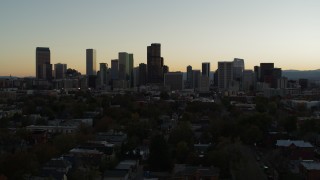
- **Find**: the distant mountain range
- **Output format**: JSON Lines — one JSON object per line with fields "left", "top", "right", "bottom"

{"left": 282, "top": 70, "right": 320, "bottom": 80}
{"left": 1, "top": 70, "right": 319, "bottom": 81}
{"left": 184, "top": 70, "right": 320, "bottom": 81}
{"left": 0, "top": 76, "right": 18, "bottom": 79}
{"left": 0, "top": 76, "right": 33, "bottom": 79}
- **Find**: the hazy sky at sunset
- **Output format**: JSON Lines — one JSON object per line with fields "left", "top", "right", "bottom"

{"left": 1, "top": 0, "right": 320, "bottom": 76}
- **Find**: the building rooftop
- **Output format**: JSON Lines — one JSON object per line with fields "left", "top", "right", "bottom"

{"left": 301, "top": 161, "right": 320, "bottom": 170}
{"left": 276, "top": 140, "right": 313, "bottom": 148}
{"left": 115, "top": 160, "right": 137, "bottom": 170}
{"left": 36, "top": 47, "right": 50, "bottom": 51}
{"left": 104, "top": 170, "right": 128, "bottom": 178}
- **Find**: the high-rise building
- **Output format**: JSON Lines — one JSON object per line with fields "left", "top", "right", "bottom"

{"left": 99, "top": 63, "right": 108, "bottom": 87}
{"left": 139, "top": 63, "right": 147, "bottom": 86}
{"left": 111, "top": 59, "right": 119, "bottom": 80}
{"left": 213, "top": 69, "right": 218, "bottom": 86}
{"left": 186, "top": 65, "right": 193, "bottom": 88}
{"left": 133, "top": 67, "right": 139, "bottom": 87}
{"left": 163, "top": 65, "right": 169, "bottom": 74}
{"left": 86, "top": 49, "right": 96, "bottom": 76}
{"left": 118, "top": 52, "right": 134, "bottom": 88}
{"left": 271, "top": 68, "right": 282, "bottom": 88}
{"left": 128, "top": 54, "right": 134, "bottom": 87}
{"left": 147, "top": 43, "right": 163, "bottom": 84}
{"left": 233, "top": 58, "right": 244, "bottom": 81}
{"left": 199, "top": 76, "right": 210, "bottom": 92}
{"left": 118, "top": 52, "right": 129, "bottom": 80}
{"left": 260, "top": 63, "right": 274, "bottom": 83}
{"left": 299, "top": 79, "right": 309, "bottom": 90}
{"left": 242, "top": 70, "right": 254, "bottom": 91}
{"left": 42, "top": 64, "right": 53, "bottom": 81}
{"left": 36, "top": 47, "right": 51, "bottom": 80}
{"left": 218, "top": 61, "right": 233, "bottom": 90}
{"left": 254, "top": 66, "right": 260, "bottom": 82}
{"left": 202, "top": 62, "right": 210, "bottom": 78}
{"left": 193, "top": 70, "right": 201, "bottom": 89}
{"left": 277, "top": 77, "right": 288, "bottom": 89}
{"left": 54, "top": 63, "right": 67, "bottom": 79}
{"left": 164, "top": 72, "right": 183, "bottom": 91}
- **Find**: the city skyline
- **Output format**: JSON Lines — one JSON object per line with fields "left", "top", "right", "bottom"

{"left": 1, "top": 1, "right": 320, "bottom": 76}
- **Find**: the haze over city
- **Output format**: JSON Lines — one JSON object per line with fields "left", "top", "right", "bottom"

{"left": 1, "top": 0, "right": 320, "bottom": 76}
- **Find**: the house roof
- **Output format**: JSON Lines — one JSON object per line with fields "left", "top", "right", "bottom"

{"left": 301, "top": 161, "right": 320, "bottom": 170}
{"left": 115, "top": 160, "right": 137, "bottom": 170}
{"left": 174, "top": 166, "right": 219, "bottom": 177}
{"left": 43, "top": 158, "right": 71, "bottom": 169}
{"left": 276, "top": 140, "right": 313, "bottom": 148}
{"left": 104, "top": 170, "right": 128, "bottom": 177}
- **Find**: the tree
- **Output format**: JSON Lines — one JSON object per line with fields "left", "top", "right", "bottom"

{"left": 65, "top": 68, "right": 81, "bottom": 78}
{"left": 94, "top": 116, "right": 113, "bottom": 132}
{"left": 280, "top": 116, "right": 297, "bottom": 132}
{"left": 160, "top": 91, "right": 170, "bottom": 100}
{"left": 240, "top": 125, "right": 263, "bottom": 145}
{"left": 52, "top": 134, "right": 76, "bottom": 153}
{"left": 175, "top": 141, "right": 189, "bottom": 163}
{"left": 148, "top": 134, "right": 172, "bottom": 171}
{"left": 0, "top": 151, "right": 39, "bottom": 179}
{"left": 168, "top": 122, "right": 194, "bottom": 145}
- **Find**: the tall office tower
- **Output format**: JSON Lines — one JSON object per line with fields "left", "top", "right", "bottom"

{"left": 242, "top": 70, "right": 254, "bottom": 91}
{"left": 199, "top": 76, "right": 210, "bottom": 92}
{"left": 277, "top": 77, "right": 288, "bottom": 89}
{"left": 254, "top": 66, "right": 260, "bottom": 82}
{"left": 99, "top": 63, "right": 108, "bottom": 86}
{"left": 54, "top": 63, "right": 67, "bottom": 79}
{"left": 147, "top": 43, "right": 163, "bottom": 84}
{"left": 202, "top": 62, "right": 210, "bottom": 78}
{"left": 163, "top": 65, "right": 169, "bottom": 74}
{"left": 271, "top": 68, "right": 282, "bottom": 88}
{"left": 128, "top": 54, "right": 134, "bottom": 87}
{"left": 133, "top": 67, "right": 140, "bottom": 87}
{"left": 233, "top": 58, "right": 244, "bottom": 81}
{"left": 213, "top": 69, "right": 218, "bottom": 86}
{"left": 36, "top": 47, "right": 51, "bottom": 80}
{"left": 299, "top": 79, "right": 309, "bottom": 90}
{"left": 139, "top": 63, "right": 147, "bottom": 86}
{"left": 218, "top": 61, "right": 234, "bottom": 90}
{"left": 86, "top": 49, "right": 96, "bottom": 76}
{"left": 186, "top": 65, "right": 193, "bottom": 88}
{"left": 42, "top": 64, "right": 53, "bottom": 81}
{"left": 193, "top": 70, "right": 201, "bottom": 89}
{"left": 111, "top": 59, "right": 119, "bottom": 80}
{"left": 260, "top": 63, "right": 274, "bottom": 82}
{"left": 118, "top": 52, "right": 129, "bottom": 80}
{"left": 164, "top": 72, "right": 183, "bottom": 91}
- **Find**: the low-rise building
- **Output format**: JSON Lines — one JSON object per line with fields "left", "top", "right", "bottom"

{"left": 173, "top": 164, "right": 219, "bottom": 180}
{"left": 276, "top": 140, "right": 314, "bottom": 160}
{"left": 300, "top": 161, "right": 320, "bottom": 180}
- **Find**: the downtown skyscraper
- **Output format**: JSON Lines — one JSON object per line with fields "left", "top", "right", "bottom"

{"left": 147, "top": 43, "right": 163, "bottom": 84}
{"left": 86, "top": 49, "right": 96, "bottom": 76}
{"left": 233, "top": 58, "right": 244, "bottom": 82}
{"left": 218, "top": 61, "right": 233, "bottom": 90}
{"left": 36, "top": 47, "right": 52, "bottom": 80}
{"left": 202, "top": 62, "right": 210, "bottom": 78}
{"left": 54, "top": 63, "right": 67, "bottom": 79}
{"left": 118, "top": 52, "right": 134, "bottom": 87}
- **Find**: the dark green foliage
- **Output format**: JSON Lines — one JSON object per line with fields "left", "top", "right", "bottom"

{"left": 168, "top": 122, "right": 194, "bottom": 145}
{"left": 0, "top": 151, "right": 39, "bottom": 179}
{"left": 279, "top": 116, "right": 297, "bottom": 132}
{"left": 160, "top": 91, "right": 170, "bottom": 100}
{"left": 148, "top": 134, "right": 172, "bottom": 171}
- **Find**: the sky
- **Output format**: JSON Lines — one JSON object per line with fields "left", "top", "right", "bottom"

{"left": 1, "top": 0, "right": 320, "bottom": 77}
